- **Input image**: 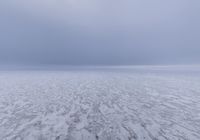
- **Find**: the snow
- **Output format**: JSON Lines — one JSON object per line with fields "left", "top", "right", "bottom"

{"left": 0, "top": 66, "right": 200, "bottom": 140}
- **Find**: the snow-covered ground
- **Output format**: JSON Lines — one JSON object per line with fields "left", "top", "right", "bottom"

{"left": 0, "top": 66, "right": 200, "bottom": 140}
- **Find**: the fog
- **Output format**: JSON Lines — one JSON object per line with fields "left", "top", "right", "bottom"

{"left": 0, "top": 0, "right": 200, "bottom": 65}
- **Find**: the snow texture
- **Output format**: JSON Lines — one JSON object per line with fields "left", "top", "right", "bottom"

{"left": 0, "top": 66, "right": 200, "bottom": 140}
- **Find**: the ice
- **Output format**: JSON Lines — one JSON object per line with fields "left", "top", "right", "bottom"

{"left": 0, "top": 66, "right": 200, "bottom": 140}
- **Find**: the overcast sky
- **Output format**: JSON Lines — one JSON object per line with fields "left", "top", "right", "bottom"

{"left": 0, "top": 0, "right": 200, "bottom": 65}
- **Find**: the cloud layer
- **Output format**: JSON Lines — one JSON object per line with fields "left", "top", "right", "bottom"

{"left": 0, "top": 0, "right": 200, "bottom": 65}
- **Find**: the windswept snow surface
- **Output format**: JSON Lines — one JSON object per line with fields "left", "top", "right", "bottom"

{"left": 0, "top": 66, "right": 200, "bottom": 140}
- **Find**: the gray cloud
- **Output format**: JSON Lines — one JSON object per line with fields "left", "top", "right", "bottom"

{"left": 0, "top": 0, "right": 200, "bottom": 65}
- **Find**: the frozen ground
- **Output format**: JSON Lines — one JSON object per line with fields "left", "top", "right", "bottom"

{"left": 0, "top": 66, "right": 200, "bottom": 140}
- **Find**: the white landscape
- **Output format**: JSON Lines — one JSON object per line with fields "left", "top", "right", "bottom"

{"left": 0, "top": 66, "right": 200, "bottom": 140}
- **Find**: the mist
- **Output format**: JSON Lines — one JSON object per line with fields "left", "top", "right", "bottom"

{"left": 1, "top": 1, "right": 200, "bottom": 139}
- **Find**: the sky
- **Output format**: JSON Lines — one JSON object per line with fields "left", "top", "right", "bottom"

{"left": 0, "top": 0, "right": 200, "bottom": 65}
